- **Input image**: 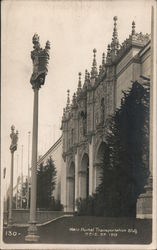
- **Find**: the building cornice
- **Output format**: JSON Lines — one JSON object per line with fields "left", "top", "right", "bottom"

{"left": 116, "top": 54, "right": 141, "bottom": 79}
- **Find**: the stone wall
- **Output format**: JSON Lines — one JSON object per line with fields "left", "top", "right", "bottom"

{"left": 37, "top": 137, "right": 65, "bottom": 203}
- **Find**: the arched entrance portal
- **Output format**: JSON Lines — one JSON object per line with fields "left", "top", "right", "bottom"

{"left": 94, "top": 141, "right": 106, "bottom": 190}
{"left": 79, "top": 153, "right": 89, "bottom": 199}
{"left": 67, "top": 162, "right": 75, "bottom": 212}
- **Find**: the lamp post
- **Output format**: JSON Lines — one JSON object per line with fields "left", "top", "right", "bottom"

{"left": 25, "top": 34, "right": 50, "bottom": 242}
{"left": 8, "top": 125, "right": 18, "bottom": 226}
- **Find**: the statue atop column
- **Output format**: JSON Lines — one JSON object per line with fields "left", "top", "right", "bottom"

{"left": 30, "top": 33, "right": 50, "bottom": 89}
{"left": 10, "top": 125, "right": 18, "bottom": 153}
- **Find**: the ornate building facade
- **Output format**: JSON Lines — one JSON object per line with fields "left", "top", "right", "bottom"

{"left": 38, "top": 16, "right": 152, "bottom": 217}
{"left": 61, "top": 16, "right": 152, "bottom": 215}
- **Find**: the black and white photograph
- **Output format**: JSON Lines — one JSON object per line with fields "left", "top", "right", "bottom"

{"left": 1, "top": 0, "right": 157, "bottom": 249}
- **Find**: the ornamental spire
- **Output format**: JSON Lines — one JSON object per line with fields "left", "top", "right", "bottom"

{"left": 84, "top": 69, "right": 88, "bottom": 83}
{"left": 77, "top": 72, "right": 82, "bottom": 93}
{"left": 132, "top": 20, "right": 136, "bottom": 35}
{"left": 99, "top": 65, "right": 102, "bottom": 75}
{"left": 91, "top": 48, "right": 98, "bottom": 78}
{"left": 106, "top": 44, "right": 111, "bottom": 63}
{"left": 102, "top": 52, "right": 105, "bottom": 66}
{"left": 66, "top": 89, "right": 70, "bottom": 110}
{"left": 72, "top": 92, "right": 77, "bottom": 105}
{"left": 63, "top": 108, "right": 66, "bottom": 118}
{"left": 111, "top": 16, "right": 119, "bottom": 54}
{"left": 113, "top": 16, "right": 118, "bottom": 39}
{"left": 83, "top": 69, "right": 88, "bottom": 89}
{"left": 87, "top": 72, "right": 90, "bottom": 82}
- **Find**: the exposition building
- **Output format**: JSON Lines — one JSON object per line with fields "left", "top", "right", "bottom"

{"left": 39, "top": 17, "right": 152, "bottom": 218}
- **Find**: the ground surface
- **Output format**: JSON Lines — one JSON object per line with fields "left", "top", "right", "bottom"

{"left": 3, "top": 216, "right": 152, "bottom": 244}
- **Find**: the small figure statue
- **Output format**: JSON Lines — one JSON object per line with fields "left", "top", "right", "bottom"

{"left": 30, "top": 33, "right": 50, "bottom": 88}
{"left": 10, "top": 125, "right": 18, "bottom": 153}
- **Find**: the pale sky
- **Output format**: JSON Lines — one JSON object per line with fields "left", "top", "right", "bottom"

{"left": 1, "top": 0, "right": 154, "bottom": 192}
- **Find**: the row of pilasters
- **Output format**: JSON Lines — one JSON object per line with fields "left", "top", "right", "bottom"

{"left": 66, "top": 176, "right": 75, "bottom": 212}
{"left": 74, "top": 151, "right": 78, "bottom": 211}
{"left": 89, "top": 136, "right": 94, "bottom": 195}
{"left": 78, "top": 171, "right": 87, "bottom": 199}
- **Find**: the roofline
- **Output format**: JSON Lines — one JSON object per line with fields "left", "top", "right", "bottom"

{"left": 38, "top": 135, "right": 62, "bottom": 165}
{"left": 137, "top": 40, "right": 151, "bottom": 58}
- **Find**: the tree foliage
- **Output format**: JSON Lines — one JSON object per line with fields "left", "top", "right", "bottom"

{"left": 97, "top": 81, "right": 150, "bottom": 217}
{"left": 77, "top": 81, "right": 150, "bottom": 217}
{"left": 37, "top": 157, "right": 57, "bottom": 210}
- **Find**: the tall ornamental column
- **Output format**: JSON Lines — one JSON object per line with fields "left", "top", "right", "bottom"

{"left": 78, "top": 171, "right": 87, "bottom": 199}
{"left": 25, "top": 34, "right": 50, "bottom": 242}
{"left": 8, "top": 125, "right": 18, "bottom": 226}
{"left": 74, "top": 149, "right": 78, "bottom": 211}
{"left": 89, "top": 136, "right": 94, "bottom": 195}
{"left": 66, "top": 176, "right": 75, "bottom": 212}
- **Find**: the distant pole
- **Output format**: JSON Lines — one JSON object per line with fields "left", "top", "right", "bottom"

{"left": 25, "top": 34, "right": 50, "bottom": 242}
{"left": 20, "top": 145, "right": 24, "bottom": 209}
{"left": 27, "top": 131, "right": 31, "bottom": 209}
{"left": 8, "top": 125, "right": 18, "bottom": 227}
{"left": 16, "top": 154, "right": 19, "bottom": 209}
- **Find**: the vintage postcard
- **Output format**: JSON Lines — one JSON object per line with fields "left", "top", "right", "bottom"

{"left": 1, "top": 0, "right": 157, "bottom": 249}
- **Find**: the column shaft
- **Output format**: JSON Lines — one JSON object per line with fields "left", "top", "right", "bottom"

{"left": 94, "top": 166, "right": 97, "bottom": 191}
{"left": 75, "top": 150, "right": 78, "bottom": 210}
{"left": 79, "top": 172, "right": 87, "bottom": 199}
{"left": 30, "top": 88, "right": 38, "bottom": 222}
{"left": 67, "top": 177, "right": 74, "bottom": 212}
{"left": 89, "top": 137, "right": 93, "bottom": 195}
{"left": 60, "top": 158, "right": 66, "bottom": 211}
{"left": 8, "top": 152, "right": 14, "bottom": 224}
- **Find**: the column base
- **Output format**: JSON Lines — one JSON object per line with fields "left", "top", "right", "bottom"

{"left": 8, "top": 218, "right": 13, "bottom": 227}
{"left": 75, "top": 203, "right": 78, "bottom": 212}
{"left": 136, "top": 177, "right": 152, "bottom": 219}
{"left": 25, "top": 221, "right": 40, "bottom": 242}
{"left": 25, "top": 234, "right": 40, "bottom": 242}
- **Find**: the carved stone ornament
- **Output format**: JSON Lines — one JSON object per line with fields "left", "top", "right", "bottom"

{"left": 79, "top": 143, "right": 88, "bottom": 161}
{"left": 30, "top": 34, "right": 50, "bottom": 89}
